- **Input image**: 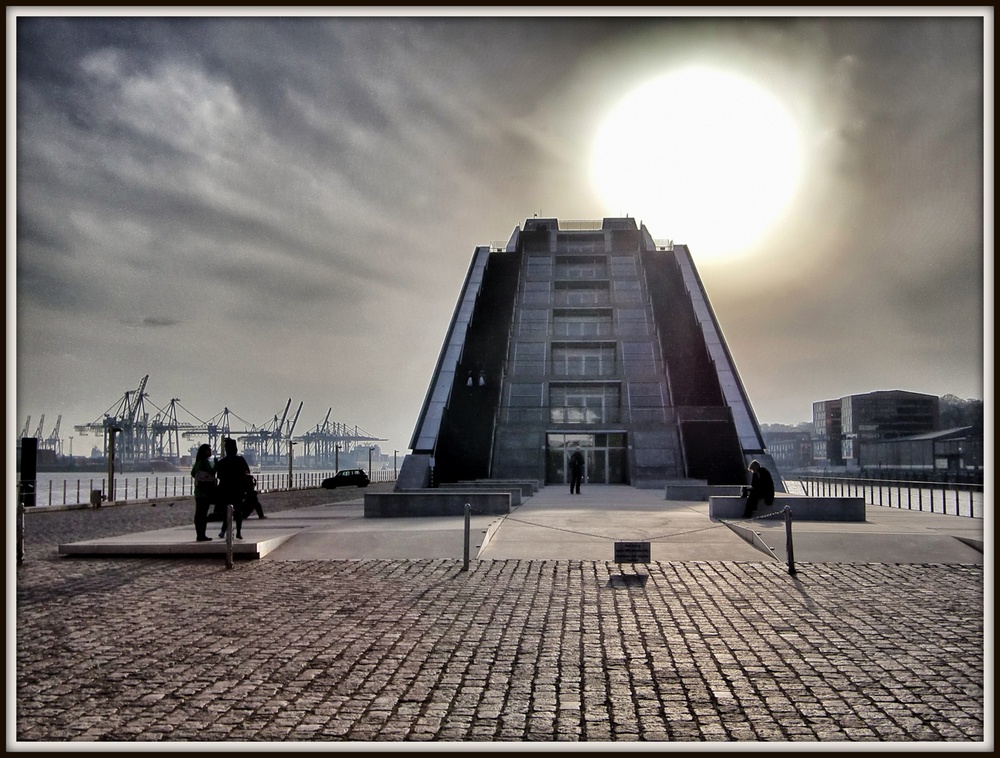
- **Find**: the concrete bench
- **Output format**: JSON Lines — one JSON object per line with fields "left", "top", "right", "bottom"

{"left": 665, "top": 481, "right": 743, "bottom": 501}
{"left": 709, "top": 494, "right": 866, "bottom": 522}
{"left": 364, "top": 492, "right": 511, "bottom": 518}
{"left": 457, "top": 479, "right": 540, "bottom": 496}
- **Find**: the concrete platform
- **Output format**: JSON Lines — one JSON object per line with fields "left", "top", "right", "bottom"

{"left": 57, "top": 484, "right": 984, "bottom": 565}
{"left": 709, "top": 493, "right": 867, "bottom": 521}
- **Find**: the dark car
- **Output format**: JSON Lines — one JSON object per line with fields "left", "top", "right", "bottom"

{"left": 321, "top": 469, "right": 371, "bottom": 489}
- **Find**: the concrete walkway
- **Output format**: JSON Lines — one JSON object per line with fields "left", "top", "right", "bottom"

{"left": 57, "top": 484, "right": 984, "bottom": 565}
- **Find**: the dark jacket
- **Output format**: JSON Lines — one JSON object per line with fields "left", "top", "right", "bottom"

{"left": 751, "top": 467, "right": 775, "bottom": 506}
{"left": 215, "top": 454, "right": 251, "bottom": 503}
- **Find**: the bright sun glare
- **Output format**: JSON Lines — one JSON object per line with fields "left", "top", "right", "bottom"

{"left": 591, "top": 67, "right": 803, "bottom": 262}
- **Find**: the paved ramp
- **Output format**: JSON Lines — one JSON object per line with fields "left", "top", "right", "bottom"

{"left": 480, "top": 485, "right": 764, "bottom": 561}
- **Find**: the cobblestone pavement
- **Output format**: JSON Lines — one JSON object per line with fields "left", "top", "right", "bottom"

{"left": 12, "top": 491, "right": 987, "bottom": 745}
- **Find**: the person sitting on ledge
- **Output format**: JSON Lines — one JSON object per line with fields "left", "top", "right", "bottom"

{"left": 742, "top": 460, "right": 775, "bottom": 518}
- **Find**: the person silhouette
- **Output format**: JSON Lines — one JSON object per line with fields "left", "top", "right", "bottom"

{"left": 743, "top": 460, "right": 775, "bottom": 518}
{"left": 569, "top": 448, "right": 585, "bottom": 495}
{"left": 216, "top": 438, "right": 251, "bottom": 540}
{"left": 190, "top": 443, "right": 215, "bottom": 541}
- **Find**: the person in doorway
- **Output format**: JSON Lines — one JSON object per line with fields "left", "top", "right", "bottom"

{"left": 190, "top": 443, "right": 216, "bottom": 541}
{"left": 742, "top": 460, "right": 775, "bottom": 518}
{"left": 569, "top": 448, "right": 585, "bottom": 495}
{"left": 216, "top": 438, "right": 252, "bottom": 539}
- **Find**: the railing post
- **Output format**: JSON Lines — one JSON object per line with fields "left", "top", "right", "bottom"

{"left": 784, "top": 506, "right": 796, "bottom": 575}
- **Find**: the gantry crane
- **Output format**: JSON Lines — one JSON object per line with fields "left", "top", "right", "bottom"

{"left": 43, "top": 415, "right": 62, "bottom": 454}
{"left": 296, "top": 409, "right": 386, "bottom": 468}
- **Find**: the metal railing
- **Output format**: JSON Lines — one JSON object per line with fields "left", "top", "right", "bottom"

{"left": 21, "top": 468, "right": 399, "bottom": 508}
{"left": 794, "top": 475, "right": 984, "bottom": 518}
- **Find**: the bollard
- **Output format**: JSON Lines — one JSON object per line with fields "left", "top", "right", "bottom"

{"left": 784, "top": 505, "right": 796, "bottom": 575}
{"left": 226, "top": 504, "right": 234, "bottom": 570}
{"left": 462, "top": 503, "right": 471, "bottom": 571}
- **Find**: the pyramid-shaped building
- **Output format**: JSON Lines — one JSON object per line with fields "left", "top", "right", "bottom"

{"left": 400, "top": 217, "right": 779, "bottom": 490}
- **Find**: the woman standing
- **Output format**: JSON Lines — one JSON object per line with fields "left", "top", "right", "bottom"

{"left": 191, "top": 444, "right": 216, "bottom": 541}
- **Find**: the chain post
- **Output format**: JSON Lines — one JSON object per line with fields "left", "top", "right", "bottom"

{"left": 462, "top": 504, "right": 471, "bottom": 571}
{"left": 226, "top": 504, "right": 234, "bottom": 569}
{"left": 784, "top": 505, "right": 796, "bottom": 575}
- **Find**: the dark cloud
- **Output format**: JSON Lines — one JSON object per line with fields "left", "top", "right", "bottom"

{"left": 12, "top": 12, "right": 987, "bottom": 448}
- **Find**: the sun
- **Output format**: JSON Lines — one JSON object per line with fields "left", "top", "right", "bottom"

{"left": 590, "top": 66, "right": 803, "bottom": 262}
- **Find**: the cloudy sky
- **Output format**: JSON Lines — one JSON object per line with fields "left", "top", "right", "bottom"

{"left": 10, "top": 9, "right": 989, "bottom": 459}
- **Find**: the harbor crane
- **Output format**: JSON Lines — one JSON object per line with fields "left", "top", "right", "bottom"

{"left": 20, "top": 416, "right": 31, "bottom": 439}
{"left": 66, "top": 374, "right": 388, "bottom": 470}
{"left": 73, "top": 375, "right": 150, "bottom": 463}
{"left": 43, "top": 415, "right": 62, "bottom": 454}
{"left": 32, "top": 415, "right": 46, "bottom": 441}
{"left": 296, "top": 408, "right": 386, "bottom": 468}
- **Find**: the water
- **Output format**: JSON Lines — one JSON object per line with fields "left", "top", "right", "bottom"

{"left": 18, "top": 468, "right": 399, "bottom": 507}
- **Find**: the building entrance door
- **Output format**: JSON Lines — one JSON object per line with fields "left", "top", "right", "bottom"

{"left": 546, "top": 432, "right": 627, "bottom": 485}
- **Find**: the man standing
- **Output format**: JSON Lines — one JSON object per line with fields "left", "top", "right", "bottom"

{"left": 216, "top": 438, "right": 251, "bottom": 540}
{"left": 569, "top": 448, "right": 585, "bottom": 495}
{"left": 743, "top": 460, "right": 775, "bottom": 518}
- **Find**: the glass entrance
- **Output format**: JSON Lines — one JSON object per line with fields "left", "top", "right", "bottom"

{"left": 546, "top": 432, "right": 627, "bottom": 485}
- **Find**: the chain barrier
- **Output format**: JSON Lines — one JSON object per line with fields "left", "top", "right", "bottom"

{"left": 503, "top": 515, "right": 730, "bottom": 544}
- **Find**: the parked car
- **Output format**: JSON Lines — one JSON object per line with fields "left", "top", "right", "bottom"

{"left": 321, "top": 469, "right": 371, "bottom": 489}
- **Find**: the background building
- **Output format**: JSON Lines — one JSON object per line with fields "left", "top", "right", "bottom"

{"left": 859, "top": 427, "right": 982, "bottom": 483}
{"left": 811, "top": 390, "right": 941, "bottom": 469}
{"left": 841, "top": 390, "right": 939, "bottom": 466}
{"left": 762, "top": 428, "right": 814, "bottom": 471}
{"left": 811, "top": 399, "right": 844, "bottom": 467}
{"left": 401, "top": 217, "right": 780, "bottom": 490}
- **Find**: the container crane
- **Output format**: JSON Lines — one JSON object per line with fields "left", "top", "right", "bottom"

{"left": 44, "top": 415, "right": 62, "bottom": 454}
{"left": 20, "top": 416, "right": 31, "bottom": 439}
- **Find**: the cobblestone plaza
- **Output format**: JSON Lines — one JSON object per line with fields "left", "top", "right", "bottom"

{"left": 11, "top": 487, "right": 988, "bottom": 746}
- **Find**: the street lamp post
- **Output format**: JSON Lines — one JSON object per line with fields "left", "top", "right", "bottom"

{"left": 368, "top": 446, "right": 375, "bottom": 479}
{"left": 394, "top": 450, "right": 398, "bottom": 479}
{"left": 288, "top": 440, "right": 295, "bottom": 487}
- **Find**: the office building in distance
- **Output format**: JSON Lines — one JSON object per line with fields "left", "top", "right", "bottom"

{"left": 813, "top": 390, "right": 940, "bottom": 468}
{"left": 400, "top": 217, "right": 779, "bottom": 491}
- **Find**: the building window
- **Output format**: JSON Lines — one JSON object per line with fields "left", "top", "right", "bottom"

{"left": 554, "top": 255, "right": 607, "bottom": 280}
{"left": 613, "top": 279, "right": 642, "bottom": 304}
{"left": 552, "top": 308, "right": 612, "bottom": 338}
{"left": 549, "top": 383, "right": 621, "bottom": 424}
{"left": 553, "top": 280, "right": 610, "bottom": 307}
{"left": 526, "top": 256, "right": 553, "bottom": 280}
{"left": 518, "top": 308, "right": 549, "bottom": 337}
{"left": 523, "top": 280, "right": 551, "bottom": 305}
{"left": 551, "top": 343, "right": 616, "bottom": 377}
{"left": 610, "top": 255, "right": 638, "bottom": 277}
{"left": 508, "top": 382, "right": 543, "bottom": 407}
{"left": 621, "top": 342, "right": 656, "bottom": 374}
{"left": 616, "top": 308, "right": 650, "bottom": 336}
{"left": 513, "top": 342, "right": 546, "bottom": 375}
